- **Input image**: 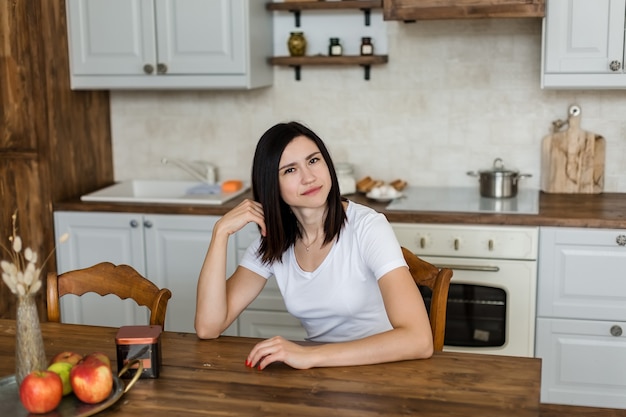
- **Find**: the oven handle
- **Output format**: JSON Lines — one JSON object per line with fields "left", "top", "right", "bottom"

{"left": 433, "top": 263, "right": 500, "bottom": 272}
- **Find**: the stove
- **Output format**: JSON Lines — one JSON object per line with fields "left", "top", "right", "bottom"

{"left": 385, "top": 186, "right": 539, "bottom": 215}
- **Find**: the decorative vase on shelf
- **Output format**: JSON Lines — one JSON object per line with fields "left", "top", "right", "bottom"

{"left": 288, "top": 32, "right": 307, "bottom": 57}
{"left": 15, "top": 294, "right": 47, "bottom": 385}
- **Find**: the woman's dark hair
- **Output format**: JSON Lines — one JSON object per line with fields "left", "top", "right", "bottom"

{"left": 252, "top": 121, "right": 346, "bottom": 264}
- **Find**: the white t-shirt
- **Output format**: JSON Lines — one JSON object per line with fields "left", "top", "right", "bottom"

{"left": 239, "top": 201, "right": 407, "bottom": 342}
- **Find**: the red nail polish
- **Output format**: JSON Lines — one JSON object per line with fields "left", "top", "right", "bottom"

{"left": 245, "top": 359, "right": 250, "bottom": 367}
{"left": 257, "top": 364, "right": 261, "bottom": 370}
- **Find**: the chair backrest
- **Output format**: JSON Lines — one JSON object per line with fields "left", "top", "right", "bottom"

{"left": 401, "top": 247, "right": 453, "bottom": 351}
{"left": 47, "top": 262, "right": 172, "bottom": 328}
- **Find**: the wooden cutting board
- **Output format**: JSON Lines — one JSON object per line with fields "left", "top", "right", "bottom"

{"left": 541, "top": 105, "right": 605, "bottom": 194}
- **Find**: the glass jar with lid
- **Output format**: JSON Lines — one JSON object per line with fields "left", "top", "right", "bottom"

{"left": 335, "top": 163, "right": 356, "bottom": 195}
{"left": 328, "top": 38, "right": 343, "bottom": 56}
{"left": 360, "top": 37, "right": 374, "bottom": 56}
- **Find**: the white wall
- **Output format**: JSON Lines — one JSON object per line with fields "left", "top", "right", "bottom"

{"left": 110, "top": 15, "right": 626, "bottom": 192}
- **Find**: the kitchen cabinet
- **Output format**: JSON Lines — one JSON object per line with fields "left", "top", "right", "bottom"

{"left": 53, "top": 211, "right": 238, "bottom": 335}
{"left": 382, "top": 0, "right": 545, "bottom": 21}
{"left": 0, "top": 0, "right": 111, "bottom": 320}
{"left": 235, "top": 223, "right": 307, "bottom": 340}
{"left": 536, "top": 227, "right": 626, "bottom": 409}
{"left": 542, "top": 0, "right": 626, "bottom": 89}
{"left": 66, "top": 0, "right": 273, "bottom": 90}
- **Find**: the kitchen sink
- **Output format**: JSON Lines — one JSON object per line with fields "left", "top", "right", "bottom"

{"left": 81, "top": 180, "right": 250, "bottom": 205}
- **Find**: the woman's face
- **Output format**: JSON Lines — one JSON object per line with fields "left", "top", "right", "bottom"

{"left": 277, "top": 135, "right": 331, "bottom": 209}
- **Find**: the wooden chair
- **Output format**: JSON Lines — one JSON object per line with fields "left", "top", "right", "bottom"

{"left": 401, "top": 247, "right": 453, "bottom": 352}
{"left": 47, "top": 262, "right": 172, "bottom": 328}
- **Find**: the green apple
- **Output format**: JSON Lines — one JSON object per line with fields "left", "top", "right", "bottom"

{"left": 47, "top": 361, "right": 73, "bottom": 396}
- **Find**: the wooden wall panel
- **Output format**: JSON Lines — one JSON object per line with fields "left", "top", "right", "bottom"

{"left": 0, "top": 0, "right": 112, "bottom": 319}
{"left": 40, "top": 0, "right": 114, "bottom": 204}
{"left": 0, "top": 158, "right": 45, "bottom": 318}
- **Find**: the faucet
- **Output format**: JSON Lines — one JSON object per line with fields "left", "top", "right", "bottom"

{"left": 161, "top": 158, "right": 217, "bottom": 184}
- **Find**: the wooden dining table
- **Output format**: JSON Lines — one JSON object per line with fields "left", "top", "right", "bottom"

{"left": 0, "top": 319, "right": 542, "bottom": 416}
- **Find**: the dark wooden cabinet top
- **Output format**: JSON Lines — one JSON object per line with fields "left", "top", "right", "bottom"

{"left": 55, "top": 191, "right": 626, "bottom": 229}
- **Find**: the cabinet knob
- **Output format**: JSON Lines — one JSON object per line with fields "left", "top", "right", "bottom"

{"left": 616, "top": 235, "right": 626, "bottom": 246}
{"left": 419, "top": 237, "right": 426, "bottom": 249}
{"left": 454, "top": 238, "right": 459, "bottom": 251}
{"left": 144, "top": 220, "right": 153, "bottom": 228}
{"left": 143, "top": 64, "right": 154, "bottom": 74}
{"left": 130, "top": 220, "right": 139, "bottom": 228}
{"left": 488, "top": 239, "right": 494, "bottom": 251}
{"left": 609, "top": 60, "right": 622, "bottom": 72}
{"left": 610, "top": 325, "right": 622, "bottom": 337}
{"left": 157, "top": 63, "right": 168, "bottom": 74}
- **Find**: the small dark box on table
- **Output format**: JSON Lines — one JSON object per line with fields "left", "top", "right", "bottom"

{"left": 116, "top": 325, "right": 162, "bottom": 379}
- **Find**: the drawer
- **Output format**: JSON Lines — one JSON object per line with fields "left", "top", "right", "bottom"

{"left": 392, "top": 223, "right": 538, "bottom": 260}
{"left": 536, "top": 317, "right": 626, "bottom": 409}
{"left": 538, "top": 227, "right": 626, "bottom": 320}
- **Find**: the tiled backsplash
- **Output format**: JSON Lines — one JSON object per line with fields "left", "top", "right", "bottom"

{"left": 111, "top": 18, "right": 626, "bottom": 192}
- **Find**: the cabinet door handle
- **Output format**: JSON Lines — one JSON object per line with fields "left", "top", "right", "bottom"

{"left": 157, "top": 63, "right": 168, "bottom": 74}
{"left": 143, "top": 64, "right": 154, "bottom": 74}
{"left": 610, "top": 325, "right": 622, "bottom": 337}
{"left": 616, "top": 235, "right": 626, "bottom": 246}
{"left": 609, "top": 60, "right": 622, "bottom": 72}
{"left": 144, "top": 220, "right": 153, "bottom": 228}
{"left": 130, "top": 220, "right": 139, "bottom": 228}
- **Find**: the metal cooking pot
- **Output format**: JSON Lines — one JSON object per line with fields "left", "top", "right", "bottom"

{"left": 467, "top": 158, "right": 532, "bottom": 198}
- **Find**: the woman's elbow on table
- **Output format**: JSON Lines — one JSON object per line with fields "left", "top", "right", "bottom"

{"left": 417, "top": 339, "right": 434, "bottom": 360}
{"left": 194, "top": 320, "right": 221, "bottom": 340}
{"left": 196, "top": 329, "right": 220, "bottom": 340}
{"left": 408, "top": 329, "right": 434, "bottom": 360}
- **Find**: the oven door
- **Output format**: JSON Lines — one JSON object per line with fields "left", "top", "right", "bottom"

{"left": 420, "top": 256, "right": 537, "bottom": 358}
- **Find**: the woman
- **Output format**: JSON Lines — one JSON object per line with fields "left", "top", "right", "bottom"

{"left": 195, "top": 121, "right": 433, "bottom": 370}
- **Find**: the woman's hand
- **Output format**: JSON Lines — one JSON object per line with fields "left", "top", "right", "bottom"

{"left": 245, "top": 336, "right": 316, "bottom": 370}
{"left": 217, "top": 199, "right": 266, "bottom": 237}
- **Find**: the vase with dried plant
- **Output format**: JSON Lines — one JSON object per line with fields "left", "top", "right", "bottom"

{"left": 1, "top": 211, "right": 68, "bottom": 384}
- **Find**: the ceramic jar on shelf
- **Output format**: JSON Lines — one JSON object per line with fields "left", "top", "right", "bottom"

{"left": 288, "top": 32, "right": 307, "bottom": 56}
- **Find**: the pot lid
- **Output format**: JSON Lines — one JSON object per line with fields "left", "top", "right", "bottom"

{"left": 479, "top": 158, "right": 519, "bottom": 175}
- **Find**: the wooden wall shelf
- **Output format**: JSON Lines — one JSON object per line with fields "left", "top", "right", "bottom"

{"left": 382, "top": 0, "right": 545, "bottom": 21}
{"left": 267, "top": 1, "right": 383, "bottom": 26}
{"left": 269, "top": 55, "right": 388, "bottom": 80}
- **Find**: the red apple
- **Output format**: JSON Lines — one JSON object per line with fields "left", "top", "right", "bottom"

{"left": 50, "top": 351, "right": 83, "bottom": 366}
{"left": 19, "top": 370, "right": 63, "bottom": 414}
{"left": 70, "top": 356, "right": 113, "bottom": 404}
{"left": 83, "top": 351, "right": 111, "bottom": 368}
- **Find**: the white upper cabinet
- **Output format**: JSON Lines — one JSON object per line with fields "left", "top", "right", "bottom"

{"left": 66, "top": 0, "right": 273, "bottom": 89}
{"left": 542, "top": 0, "right": 626, "bottom": 89}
